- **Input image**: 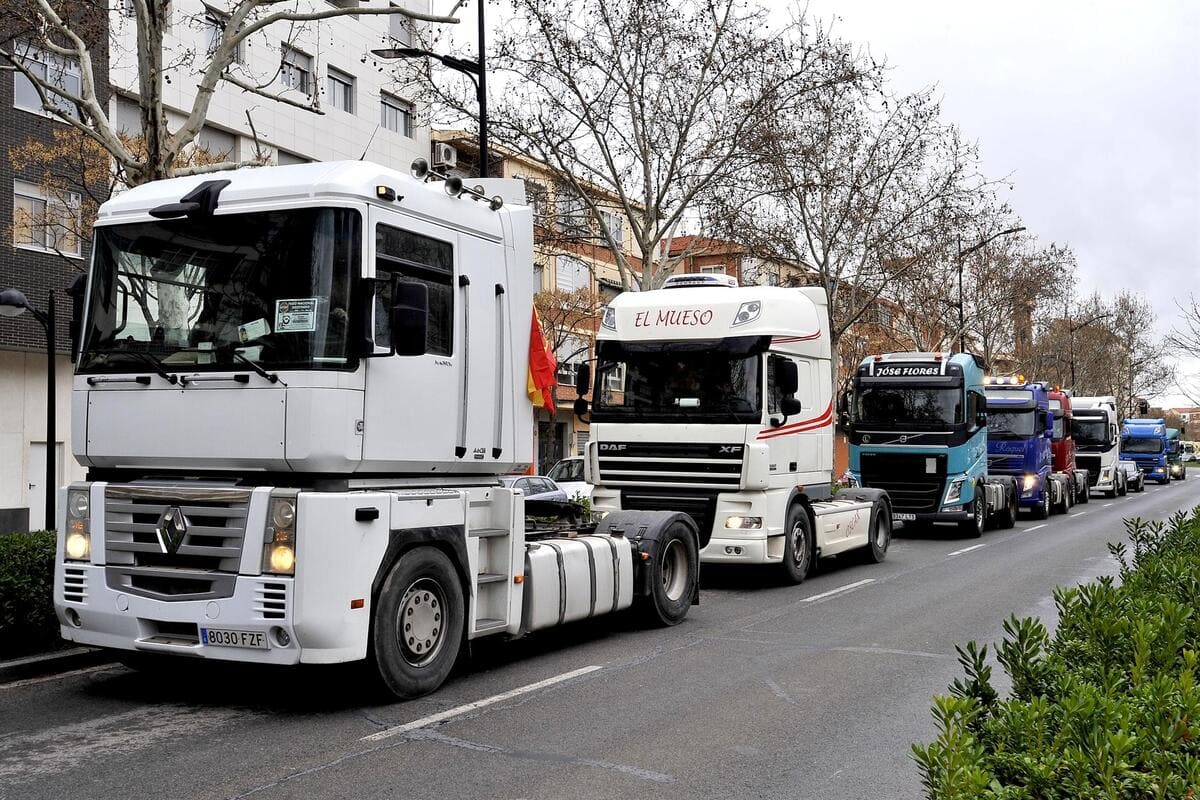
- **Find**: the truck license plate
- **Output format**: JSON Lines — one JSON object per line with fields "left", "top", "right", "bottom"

{"left": 201, "top": 628, "right": 268, "bottom": 649}
{"left": 893, "top": 513, "right": 916, "bottom": 521}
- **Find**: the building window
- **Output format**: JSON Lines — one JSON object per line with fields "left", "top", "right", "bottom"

{"left": 326, "top": 0, "right": 360, "bottom": 7}
{"left": 13, "top": 48, "right": 81, "bottom": 119}
{"left": 327, "top": 67, "right": 355, "bottom": 113}
{"left": 276, "top": 149, "right": 310, "bottom": 165}
{"left": 555, "top": 254, "right": 589, "bottom": 292}
{"left": 281, "top": 46, "right": 312, "bottom": 95}
{"left": 381, "top": 93, "right": 412, "bottom": 136}
{"left": 523, "top": 179, "right": 548, "bottom": 226}
{"left": 205, "top": 9, "right": 243, "bottom": 63}
{"left": 603, "top": 362, "right": 625, "bottom": 392}
{"left": 556, "top": 334, "right": 588, "bottom": 385}
{"left": 700, "top": 265, "right": 726, "bottom": 275}
{"left": 555, "top": 183, "right": 588, "bottom": 237}
{"left": 389, "top": 3, "right": 413, "bottom": 44}
{"left": 599, "top": 209, "right": 624, "bottom": 249}
{"left": 13, "top": 180, "right": 82, "bottom": 257}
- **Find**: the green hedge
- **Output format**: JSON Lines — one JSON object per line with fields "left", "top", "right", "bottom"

{"left": 0, "top": 530, "right": 60, "bottom": 660}
{"left": 914, "top": 507, "right": 1200, "bottom": 799}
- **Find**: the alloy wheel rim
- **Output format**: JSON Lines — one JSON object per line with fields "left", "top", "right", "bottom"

{"left": 396, "top": 578, "right": 446, "bottom": 667}
{"left": 791, "top": 519, "right": 807, "bottom": 567}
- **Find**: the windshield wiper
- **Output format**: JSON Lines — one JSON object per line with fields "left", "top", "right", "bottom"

{"left": 88, "top": 346, "right": 178, "bottom": 384}
{"left": 225, "top": 348, "right": 284, "bottom": 385}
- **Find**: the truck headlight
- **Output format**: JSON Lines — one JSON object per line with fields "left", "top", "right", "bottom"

{"left": 262, "top": 493, "right": 298, "bottom": 575}
{"left": 725, "top": 516, "right": 763, "bottom": 529}
{"left": 1022, "top": 474, "right": 1039, "bottom": 492}
{"left": 944, "top": 478, "right": 965, "bottom": 505}
{"left": 64, "top": 487, "right": 91, "bottom": 562}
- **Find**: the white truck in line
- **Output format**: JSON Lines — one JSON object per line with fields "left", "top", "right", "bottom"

{"left": 53, "top": 160, "right": 701, "bottom": 698}
{"left": 1072, "top": 396, "right": 1127, "bottom": 498}
{"left": 575, "top": 273, "right": 894, "bottom": 584}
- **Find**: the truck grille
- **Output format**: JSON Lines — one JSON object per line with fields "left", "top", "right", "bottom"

{"left": 597, "top": 442, "right": 743, "bottom": 490}
{"left": 103, "top": 485, "right": 252, "bottom": 601}
{"left": 620, "top": 490, "right": 718, "bottom": 545}
{"left": 987, "top": 454, "right": 1023, "bottom": 472}
{"left": 859, "top": 452, "right": 947, "bottom": 513}
{"left": 1076, "top": 455, "right": 1101, "bottom": 486}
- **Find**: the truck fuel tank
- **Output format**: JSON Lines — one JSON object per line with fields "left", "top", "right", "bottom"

{"left": 521, "top": 536, "right": 634, "bottom": 632}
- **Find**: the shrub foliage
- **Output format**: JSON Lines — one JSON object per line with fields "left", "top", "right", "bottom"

{"left": 0, "top": 530, "right": 60, "bottom": 659}
{"left": 914, "top": 508, "right": 1200, "bottom": 799}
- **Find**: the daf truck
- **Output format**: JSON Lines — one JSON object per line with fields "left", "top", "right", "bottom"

{"left": 842, "top": 352, "right": 1019, "bottom": 537}
{"left": 579, "top": 273, "right": 894, "bottom": 584}
{"left": 52, "top": 161, "right": 702, "bottom": 699}
{"left": 983, "top": 376, "right": 1073, "bottom": 518}
{"left": 1073, "top": 396, "right": 1126, "bottom": 497}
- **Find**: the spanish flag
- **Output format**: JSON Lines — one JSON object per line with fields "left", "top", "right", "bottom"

{"left": 527, "top": 309, "right": 557, "bottom": 414}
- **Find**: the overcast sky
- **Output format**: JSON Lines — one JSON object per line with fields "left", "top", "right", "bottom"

{"left": 783, "top": 0, "right": 1200, "bottom": 404}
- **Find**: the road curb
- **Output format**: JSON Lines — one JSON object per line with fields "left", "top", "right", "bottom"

{"left": 0, "top": 647, "right": 113, "bottom": 685}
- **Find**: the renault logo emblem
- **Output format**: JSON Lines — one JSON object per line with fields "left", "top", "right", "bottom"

{"left": 156, "top": 506, "right": 188, "bottom": 555}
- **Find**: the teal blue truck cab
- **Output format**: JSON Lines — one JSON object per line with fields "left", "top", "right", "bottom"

{"left": 982, "top": 377, "right": 1073, "bottom": 518}
{"left": 1121, "top": 418, "right": 1170, "bottom": 484}
{"left": 842, "top": 352, "right": 1018, "bottom": 537}
{"left": 1167, "top": 428, "right": 1187, "bottom": 481}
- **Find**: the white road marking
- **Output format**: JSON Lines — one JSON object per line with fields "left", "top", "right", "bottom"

{"left": 801, "top": 578, "right": 875, "bottom": 603}
{"left": 0, "top": 663, "right": 118, "bottom": 690}
{"left": 1103, "top": 502, "right": 1114, "bottom": 507}
{"left": 1025, "top": 524, "right": 1048, "bottom": 532}
{"left": 1074, "top": 510, "right": 1089, "bottom": 516}
{"left": 361, "top": 665, "right": 602, "bottom": 742}
{"left": 947, "top": 543, "right": 988, "bottom": 557}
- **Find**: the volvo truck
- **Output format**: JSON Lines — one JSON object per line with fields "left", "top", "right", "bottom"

{"left": 842, "top": 352, "right": 1018, "bottom": 537}
{"left": 1047, "top": 387, "right": 1090, "bottom": 505}
{"left": 579, "top": 273, "right": 894, "bottom": 585}
{"left": 52, "top": 161, "right": 702, "bottom": 699}
{"left": 983, "top": 376, "right": 1073, "bottom": 519}
{"left": 1167, "top": 427, "right": 1187, "bottom": 481}
{"left": 1121, "top": 418, "right": 1171, "bottom": 484}
{"left": 1073, "top": 396, "right": 1126, "bottom": 497}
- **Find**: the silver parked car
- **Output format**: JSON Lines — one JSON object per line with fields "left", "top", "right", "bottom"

{"left": 499, "top": 475, "right": 570, "bottom": 502}
{"left": 1118, "top": 460, "right": 1145, "bottom": 493}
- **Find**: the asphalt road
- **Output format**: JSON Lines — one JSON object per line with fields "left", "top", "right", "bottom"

{"left": 4, "top": 478, "right": 1200, "bottom": 800}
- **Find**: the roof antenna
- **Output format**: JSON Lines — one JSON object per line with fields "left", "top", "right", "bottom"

{"left": 359, "top": 124, "right": 381, "bottom": 161}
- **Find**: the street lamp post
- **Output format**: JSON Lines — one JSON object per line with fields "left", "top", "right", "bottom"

{"left": 955, "top": 226, "right": 1027, "bottom": 353}
{"left": 1066, "top": 311, "right": 1112, "bottom": 389}
{"left": 373, "top": 0, "right": 488, "bottom": 177}
{"left": 0, "top": 288, "right": 56, "bottom": 531}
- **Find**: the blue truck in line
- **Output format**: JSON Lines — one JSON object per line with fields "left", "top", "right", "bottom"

{"left": 840, "top": 352, "right": 1018, "bottom": 537}
{"left": 982, "top": 377, "right": 1074, "bottom": 518}
{"left": 1121, "top": 418, "right": 1171, "bottom": 484}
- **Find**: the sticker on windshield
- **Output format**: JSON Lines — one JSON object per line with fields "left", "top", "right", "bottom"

{"left": 275, "top": 298, "right": 320, "bottom": 333}
{"left": 238, "top": 318, "right": 271, "bottom": 343}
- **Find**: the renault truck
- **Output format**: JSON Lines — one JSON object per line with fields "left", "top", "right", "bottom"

{"left": 1073, "top": 396, "right": 1126, "bottom": 497}
{"left": 52, "top": 160, "right": 702, "bottom": 699}
{"left": 842, "top": 352, "right": 1019, "bottom": 537}
{"left": 580, "top": 273, "right": 894, "bottom": 585}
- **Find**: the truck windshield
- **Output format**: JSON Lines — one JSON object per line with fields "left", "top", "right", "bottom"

{"left": 1051, "top": 414, "right": 1066, "bottom": 440}
{"left": 79, "top": 208, "right": 360, "bottom": 374}
{"left": 592, "top": 337, "right": 763, "bottom": 423}
{"left": 853, "top": 386, "right": 961, "bottom": 428}
{"left": 1123, "top": 437, "right": 1164, "bottom": 454}
{"left": 987, "top": 409, "right": 1037, "bottom": 438}
{"left": 1073, "top": 418, "right": 1109, "bottom": 447}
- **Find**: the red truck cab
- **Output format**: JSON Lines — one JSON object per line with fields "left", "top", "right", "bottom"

{"left": 1048, "top": 388, "right": 1090, "bottom": 504}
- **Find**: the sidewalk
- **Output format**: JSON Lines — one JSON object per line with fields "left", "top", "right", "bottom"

{"left": 0, "top": 647, "right": 113, "bottom": 685}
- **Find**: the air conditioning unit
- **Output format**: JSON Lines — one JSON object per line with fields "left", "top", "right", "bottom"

{"left": 433, "top": 143, "right": 457, "bottom": 169}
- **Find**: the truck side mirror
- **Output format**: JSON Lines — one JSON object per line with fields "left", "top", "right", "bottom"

{"left": 781, "top": 396, "right": 802, "bottom": 416}
{"left": 573, "top": 397, "right": 589, "bottom": 418}
{"left": 575, "top": 362, "right": 591, "bottom": 397}
{"left": 777, "top": 359, "right": 799, "bottom": 397}
{"left": 975, "top": 412, "right": 987, "bottom": 429}
{"left": 66, "top": 272, "right": 87, "bottom": 364}
{"left": 391, "top": 281, "right": 428, "bottom": 357}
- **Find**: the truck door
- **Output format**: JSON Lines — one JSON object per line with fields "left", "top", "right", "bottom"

{"left": 362, "top": 212, "right": 461, "bottom": 467}
{"left": 765, "top": 355, "right": 819, "bottom": 477}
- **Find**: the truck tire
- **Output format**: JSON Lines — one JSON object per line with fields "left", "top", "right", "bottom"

{"left": 995, "top": 489, "right": 1016, "bottom": 529}
{"left": 1031, "top": 487, "right": 1050, "bottom": 520}
{"left": 1117, "top": 474, "right": 1128, "bottom": 496}
{"left": 1105, "top": 481, "right": 1117, "bottom": 499}
{"left": 855, "top": 502, "right": 891, "bottom": 563}
{"left": 781, "top": 504, "right": 815, "bottom": 585}
{"left": 372, "top": 547, "right": 465, "bottom": 700}
{"left": 1077, "top": 479, "right": 1090, "bottom": 504}
{"left": 637, "top": 519, "right": 698, "bottom": 626}
{"left": 959, "top": 492, "right": 985, "bottom": 538}
{"left": 1055, "top": 480, "right": 1071, "bottom": 514}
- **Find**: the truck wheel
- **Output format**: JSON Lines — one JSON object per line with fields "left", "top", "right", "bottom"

{"left": 1055, "top": 481, "right": 1071, "bottom": 514}
{"left": 781, "top": 504, "right": 814, "bottom": 585}
{"left": 638, "top": 520, "right": 698, "bottom": 626}
{"left": 959, "top": 492, "right": 985, "bottom": 538}
{"left": 1105, "top": 482, "right": 1117, "bottom": 499}
{"left": 372, "top": 547, "right": 465, "bottom": 700}
{"left": 1117, "top": 475, "right": 1128, "bottom": 496}
{"left": 1031, "top": 488, "right": 1050, "bottom": 520}
{"left": 856, "top": 502, "right": 891, "bottom": 563}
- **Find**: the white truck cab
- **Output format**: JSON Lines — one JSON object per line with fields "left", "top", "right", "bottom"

{"left": 53, "top": 161, "right": 700, "bottom": 698}
{"left": 1072, "top": 396, "right": 1126, "bottom": 497}
{"left": 581, "top": 274, "right": 892, "bottom": 583}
